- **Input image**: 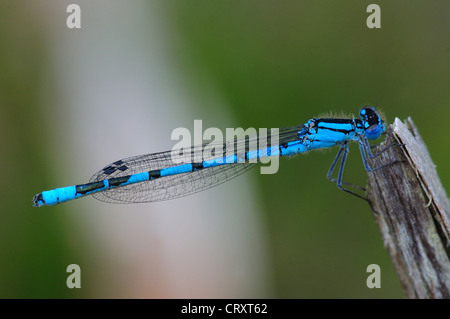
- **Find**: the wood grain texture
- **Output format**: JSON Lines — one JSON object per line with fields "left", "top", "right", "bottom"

{"left": 366, "top": 117, "right": 450, "bottom": 299}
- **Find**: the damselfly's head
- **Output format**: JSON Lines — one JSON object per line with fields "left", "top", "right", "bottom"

{"left": 360, "top": 106, "right": 385, "bottom": 140}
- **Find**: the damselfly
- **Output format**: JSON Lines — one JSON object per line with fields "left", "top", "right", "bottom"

{"left": 33, "top": 106, "right": 394, "bottom": 207}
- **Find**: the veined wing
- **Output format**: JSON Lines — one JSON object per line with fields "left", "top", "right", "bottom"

{"left": 89, "top": 124, "right": 304, "bottom": 203}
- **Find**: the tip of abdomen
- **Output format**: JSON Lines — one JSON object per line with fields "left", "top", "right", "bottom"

{"left": 32, "top": 193, "right": 45, "bottom": 207}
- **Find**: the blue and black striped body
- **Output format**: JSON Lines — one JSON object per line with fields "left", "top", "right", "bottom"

{"left": 33, "top": 106, "right": 385, "bottom": 207}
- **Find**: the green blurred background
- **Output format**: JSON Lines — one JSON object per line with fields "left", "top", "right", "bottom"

{"left": 0, "top": 1, "right": 448, "bottom": 298}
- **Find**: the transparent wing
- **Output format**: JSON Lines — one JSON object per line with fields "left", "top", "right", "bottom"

{"left": 89, "top": 124, "right": 303, "bottom": 203}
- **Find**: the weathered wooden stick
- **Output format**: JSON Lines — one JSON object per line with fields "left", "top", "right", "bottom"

{"left": 366, "top": 117, "right": 450, "bottom": 299}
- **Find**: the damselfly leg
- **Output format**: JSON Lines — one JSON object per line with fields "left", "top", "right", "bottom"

{"left": 327, "top": 137, "right": 403, "bottom": 201}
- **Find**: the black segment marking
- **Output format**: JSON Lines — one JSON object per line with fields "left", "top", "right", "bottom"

{"left": 109, "top": 176, "right": 131, "bottom": 187}
{"left": 149, "top": 170, "right": 161, "bottom": 180}
{"left": 76, "top": 181, "right": 106, "bottom": 195}
{"left": 315, "top": 119, "right": 354, "bottom": 134}
{"left": 117, "top": 165, "right": 128, "bottom": 171}
{"left": 317, "top": 118, "right": 352, "bottom": 124}
{"left": 192, "top": 163, "right": 204, "bottom": 171}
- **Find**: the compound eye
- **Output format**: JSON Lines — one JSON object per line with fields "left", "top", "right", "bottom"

{"left": 365, "top": 122, "right": 384, "bottom": 140}
{"left": 360, "top": 106, "right": 379, "bottom": 127}
{"left": 360, "top": 106, "right": 385, "bottom": 139}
